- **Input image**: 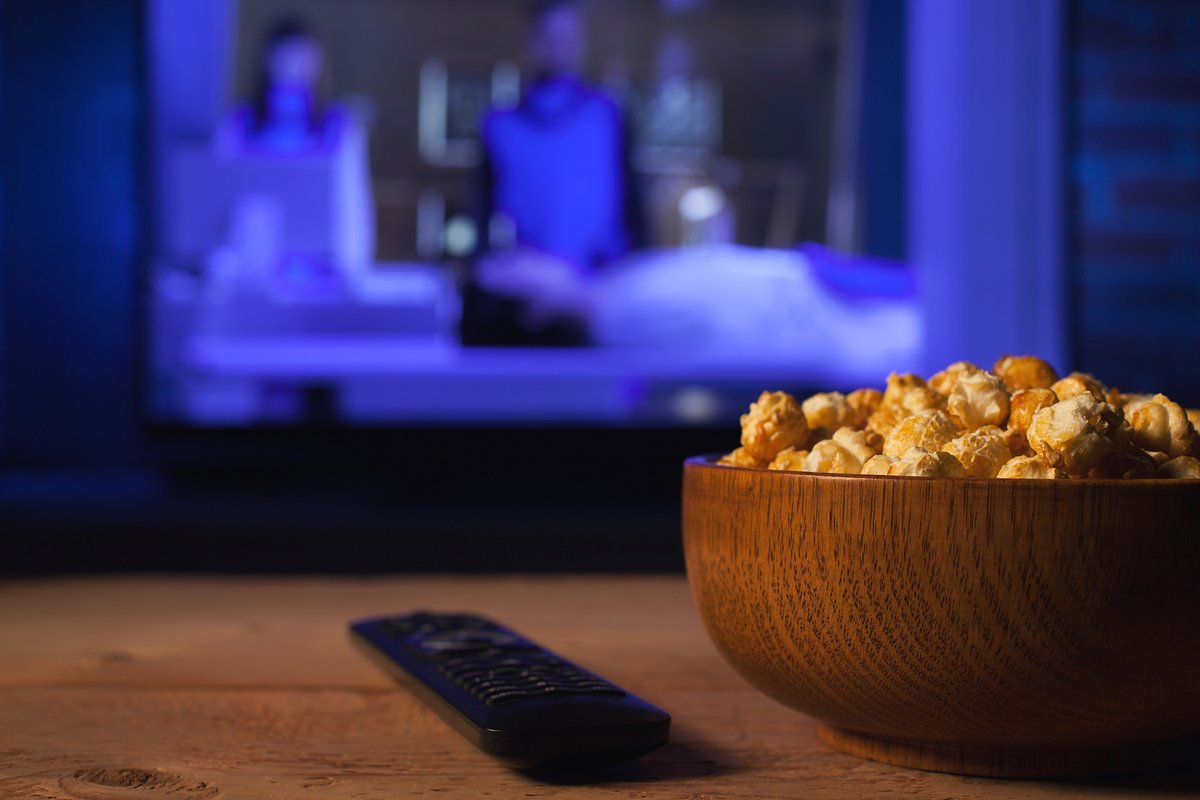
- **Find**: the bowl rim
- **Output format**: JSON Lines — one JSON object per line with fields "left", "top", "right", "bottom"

{"left": 684, "top": 453, "right": 1200, "bottom": 487}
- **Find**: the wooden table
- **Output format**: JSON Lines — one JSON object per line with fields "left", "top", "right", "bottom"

{"left": 1, "top": 577, "right": 1196, "bottom": 799}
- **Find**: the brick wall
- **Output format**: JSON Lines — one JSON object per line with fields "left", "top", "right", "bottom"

{"left": 1071, "top": 0, "right": 1200, "bottom": 404}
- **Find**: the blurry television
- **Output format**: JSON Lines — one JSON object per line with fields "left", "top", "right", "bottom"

{"left": 146, "top": 0, "right": 919, "bottom": 427}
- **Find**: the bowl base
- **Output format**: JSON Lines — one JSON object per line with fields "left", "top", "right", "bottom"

{"left": 817, "top": 723, "right": 1149, "bottom": 779}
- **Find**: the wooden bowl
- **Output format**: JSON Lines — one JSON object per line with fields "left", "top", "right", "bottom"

{"left": 682, "top": 456, "right": 1200, "bottom": 778}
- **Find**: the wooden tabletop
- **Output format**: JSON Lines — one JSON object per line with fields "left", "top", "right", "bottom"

{"left": 1, "top": 576, "right": 1196, "bottom": 799}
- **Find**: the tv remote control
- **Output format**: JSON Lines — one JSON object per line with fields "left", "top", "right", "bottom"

{"left": 349, "top": 611, "right": 671, "bottom": 768}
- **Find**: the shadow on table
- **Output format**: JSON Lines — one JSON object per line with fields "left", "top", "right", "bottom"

{"left": 1055, "top": 737, "right": 1200, "bottom": 797}
{"left": 522, "top": 735, "right": 739, "bottom": 785}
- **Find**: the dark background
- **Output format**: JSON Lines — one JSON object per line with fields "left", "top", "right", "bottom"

{"left": 1068, "top": 0, "right": 1200, "bottom": 399}
{"left": 2, "top": 0, "right": 1197, "bottom": 574}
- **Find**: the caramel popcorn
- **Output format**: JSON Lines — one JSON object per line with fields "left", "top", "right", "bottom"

{"left": 769, "top": 448, "right": 809, "bottom": 472}
{"left": 929, "top": 361, "right": 983, "bottom": 396}
{"left": 801, "top": 392, "right": 858, "bottom": 433}
{"left": 804, "top": 439, "right": 866, "bottom": 474}
{"left": 846, "top": 388, "right": 883, "bottom": 426}
{"left": 942, "top": 426, "right": 1011, "bottom": 479}
{"left": 893, "top": 384, "right": 945, "bottom": 419}
{"left": 719, "top": 360, "right": 1198, "bottom": 480}
{"left": 1051, "top": 372, "right": 1108, "bottom": 403}
{"left": 1130, "top": 394, "right": 1195, "bottom": 458}
{"left": 861, "top": 454, "right": 896, "bottom": 475}
{"left": 996, "top": 455, "right": 1067, "bottom": 480}
{"left": 882, "top": 372, "right": 927, "bottom": 403}
{"left": 1159, "top": 456, "right": 1200, "bottom": 480}
{"left": 947, "top": 371, "right": 1011, "bottom": 431}
{"left": 883, "top": 409, "right": 962, "bottom": 458}
{"left": 1089, "top": 449, "right": 1157, "bottom": 480}
{"left": 992, "top": 355, "right": 1059, "bottom": 392}
{"left": 889, "top": 447, "right": 967, "bottom": 478}
{"left": 718, "top": 446, "right": 761, "bottom": 468}
{"left": 1027, "top": 394, "right": 1123, "bottom": 477}
{"left": 1005, "top": 388, "right": 1058, "bottom": 456}
{"left": 740, "top": 391, "right": 809, "bottom": 462}
{"left": 1117, "top": 393, "right": 1155, "bottom": 416}
{"left": 866, "top": 408, "right": 901, "bottom": 440}
{"left": 1004, "top": 428, "right": 1035, "bottom": 458}
{"left": 1009, "top": 388, "right": 1058, "bottom": 434}
{"left": 832, "top": 427, "right": 881, "bottom": 464}
{"left": 868, "top": 373, "right": 945, "bottom": 438}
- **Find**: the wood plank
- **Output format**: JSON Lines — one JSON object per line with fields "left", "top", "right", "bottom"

{"left": 0, "top": 577, "right": 1197, "bottom": 799}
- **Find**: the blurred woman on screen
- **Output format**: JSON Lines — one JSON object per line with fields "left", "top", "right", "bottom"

{"left": 220, "top": 17, "right": 348, "bottom": 154}
{"left": 214, "top": 16, "right": 374, "bottom": 281}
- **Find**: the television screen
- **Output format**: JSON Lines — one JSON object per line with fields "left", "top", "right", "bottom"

{"left": 146, "top": 0, "right": 919, "bottom": 426}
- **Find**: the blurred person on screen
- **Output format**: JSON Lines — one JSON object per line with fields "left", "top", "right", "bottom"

{"left": 219, "top": 16, "right": 354, "bottom": 154}
{"left": 212, "top": 16, "right": 374, "bottom": 284}
{"left": 463, "top": 0, "right": 645, "bottom": 345}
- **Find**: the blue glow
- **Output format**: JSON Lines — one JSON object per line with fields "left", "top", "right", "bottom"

{"left": 483, "top": 76, "right": 631, "bottom": 270}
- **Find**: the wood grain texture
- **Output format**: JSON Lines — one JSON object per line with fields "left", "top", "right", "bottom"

{"left": 682, "top": 457, "right": 1200, "bottom": 778}
{"left": 1, "top": 576, "right": 1197, "bottom": 799}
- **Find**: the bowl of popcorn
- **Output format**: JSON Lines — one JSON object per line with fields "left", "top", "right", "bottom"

{"left": 682, "top": 356, "right": 1200, "bottom": 778}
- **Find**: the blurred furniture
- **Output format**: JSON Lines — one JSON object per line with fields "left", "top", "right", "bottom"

{"left": 1, "top": 577, "right": 1195, "bottom": 797}
{"left": 152, "top": 246, "right": 920, "bottom": 425}
{"left": 162, "top": 141, "right": 374, "bottom": 281}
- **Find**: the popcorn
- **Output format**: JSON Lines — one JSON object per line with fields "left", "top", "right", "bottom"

{"left": 720, "top": 359, "right": 1197, "bottom": 480}
{"left": 1008, "top": 389, "right": 1058, "bottom": 435}
{"left": 947, "top": 371, "right": 1011, "bottom": 431}
{"left": 846, "top": 388, "right": 884, "bottom": 426}
{"left": 894, "top": 385, "right": 946, "bottom": 419}
{"left": 861, "top": 427, "right": 886, "bottom": 453}
{"left": 832, "top": 427, "right": 881, "bottom": 464}
{"left": 1089, "top": 449, "right": 1157, "bottom": 480}
{"left": 804, "top": 439, "right": 866, "bottom": 474}
{"left": 866, "top": 408, "right": 901, "bottom": 439}
{"left": 889, "top": 447, "right": 966, "bottom": 478}
{"left": 1027, "top": 394, "right": 1124, "bottom": 477}
{"left": 996, "top": 455, "right": 1067, "bottom": 480}
{"left": 883, "top": 409, "right": 962, "bottom": 458}
{"left": 801, "top": 392, "right": 857, "bottom": 433}
{"left": 992, "top": 355, "right": 1059, "bottom": 392}
{"left": 775, "top": 428, "right": 879, "bottom": 474}
{"left": 740, "top": 391, "right": 809, "bottom": 461}
{"left": 1117, "top": 393, "right": 1155, "bottom": 416}
{"left": 1004, "top": 427, "right": 1035, "bottom": 458}
{"left": 1005, "top": 388, "right": 1058, "bottom": 456}
{"left": 1130, "top": 394, "right": 1195, "bottom": 458}
{"left": 718, "top": 447, "right": 761, "bottom": 468}
{"left": 869, "top": 373, "right": 945, "bottom": 437}
{"left": 1158, "top": 456, "right": 1200, "bottom": 480}
{"left": 861, "top": 454, "right": 896, "bottom": 475}
{"left": 929, "top": 361, "right": 983, "bottom": 396}
{"left": 882, "top": 372, "right": 926, "bottom": 402}
{"left": 1051, "top": 372, "right": 1108, "bottom": 403}
{"left": 942, "top": 426, "right": 1011, "bottom": 479}
{"left": 769, "top": 448, "right": 809, "bottom": 472}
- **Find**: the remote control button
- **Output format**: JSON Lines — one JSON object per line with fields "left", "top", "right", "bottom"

{"left": 377, "top": 613, "right": 493, "bottom": 639}
{"left": 377, "top": 618, "right": 435, "bottom": 638}
{"left": 413, "top": 629, "right": 522, "bottom": 653}
{"left": 488, "top": 666, "right": 525, "bottom": 677}
{"left": 481, "top": 689, "right": 543, "bottom": 705}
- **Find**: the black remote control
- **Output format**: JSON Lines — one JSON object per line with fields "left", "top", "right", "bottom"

{"left": 349, "top": 611, "right": 670, "bottom": 768}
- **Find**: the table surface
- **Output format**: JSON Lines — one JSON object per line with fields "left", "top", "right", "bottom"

{"left": 2, "top": 576, "right": 1197, "bottom": 799}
